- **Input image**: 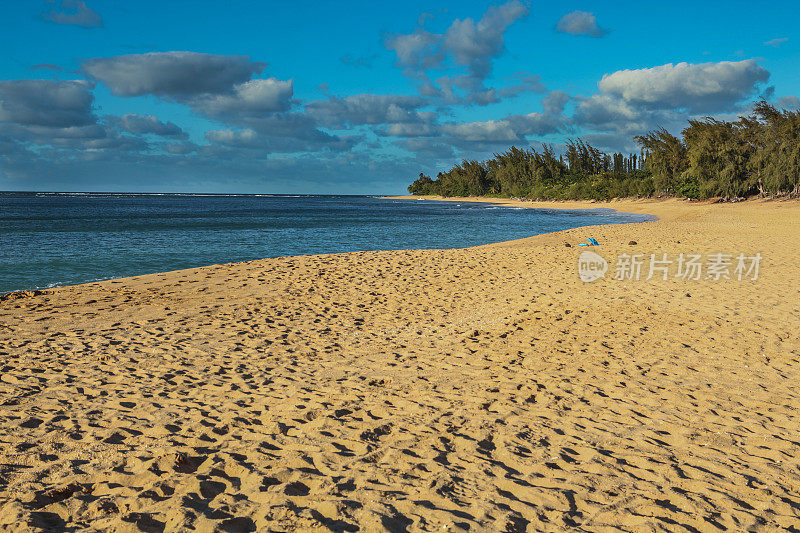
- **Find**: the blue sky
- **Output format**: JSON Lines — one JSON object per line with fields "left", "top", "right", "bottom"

{"left": 0, "top": 0, "right": 797, "bottom": 193}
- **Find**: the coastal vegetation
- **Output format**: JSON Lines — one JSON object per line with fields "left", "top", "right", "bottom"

{"left": 408, "top": 101, "right": 800, "bottom": 200}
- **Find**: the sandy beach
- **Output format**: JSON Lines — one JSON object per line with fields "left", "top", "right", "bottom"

{"left": 1, "top": 197, "right": 799, "bottom": 531}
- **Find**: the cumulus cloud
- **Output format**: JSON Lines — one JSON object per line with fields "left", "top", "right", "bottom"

{"left": 366, "top": 82, "right": 566, "bottom": 155}
{"left": 541, "top": 90, "right": 570, "bottom": 116}
{"left": 569, "top": 60, "right": 772, "bottom": 151}
{"left": 82, "top": 52, "right": 327, "bottom": 150}
{"left": 42, "top": 0, "right": 102, "bottom": 28}
{"left": 307, "top": 94, "right": 428, "bottom": 128}
{"left": 440, "top": 112, "right": 562, "bottom": 143}
{"left": 83, "top": 52, "right": 267, "bottom": 97}
{"left": 115, "top": 114, "right": 187, "bottom": 138}
{"left": 384, "top": 1, "right": 533, "bottom": 106}
{"left": 0, "top": 79, "right": 166, "bottom": 155}
{"left": 432, "top": 72, "right": 545, "bottom": 107}
{"left": 440, "top": 119, "right": 520, "bottom": 142}
{"left": 597, "top": 60, "right": 769, "bottom": 113}
{"left": 376, "top": 82, "right": 566, "bottom": 148}
{"left": 14, "top": 121, "right": 148, "bottom": 153}
{"left": 556, "top": 11, "right": 607, "bottom": 38}
{"left": 395, "top": 138, "right": 455, "bottom": 161}
{"left": 71, "top": 133, "right": 148, "bottom": 152}
{"left": 444, "top": 1, "right": 529, "bottom": 80}
{"left": 205, "top": 126, "right": 360, "bottom": 154}
{"left": 376, "top": 96, "right": 564, "bottom": 153}
{"left": 205, "top": 128, "right": 263, "bottom": 148}
{"left": 191, "top": 78, "right": 294, "bottom": 116}
{"left": 204, "top": 102, "right": 364, "bottom": 154}
{"left": 573, "top": 94, "right": 642, "bottom": 128}
{"left": 198, "top": 94, "right": 346, "bottom": 154}
{"left": 384, "top": 29, "right": 443, "bottom": 73}
{"left": 382, "top": 122, "right": 439, "bottom": 137}
{"left": 72, "top": 59, "right": 328, "bottom": 155}
{"left": 0, "top": 80, "right": 95, "bottom": 128}
{"left": 572, "top": 94, "right": 670, "bottom": 152}
{"left": 215, "top": 112, "right": 326, "bottom": 141}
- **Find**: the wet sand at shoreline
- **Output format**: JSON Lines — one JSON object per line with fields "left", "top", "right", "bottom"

{"left": 1, "top": 197, "right": 799, "bottom": 531}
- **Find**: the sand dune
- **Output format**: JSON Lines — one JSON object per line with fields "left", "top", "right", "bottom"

{"left": 1, "top": 198, "right": 799, "bottom": 531}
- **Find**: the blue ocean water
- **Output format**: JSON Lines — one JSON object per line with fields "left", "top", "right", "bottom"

{"left": 0, "top": 193, "right": 654, "bottom": 294}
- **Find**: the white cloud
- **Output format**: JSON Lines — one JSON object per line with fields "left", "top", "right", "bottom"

{"left": 83, "top": 52, "right": 267, "bottom": 97}
{"left": 444, "top": 0, "right": 529, "bottom": 79}
{"left": 193, "top": 78, "right": 294, "bottom": 115}
{"left": 116, "top": 114, "right": 187, "bottom": 138}
{"left": 396, "top": 138, "right": 455, "bottom": 160}
{"left": 205, "top": 122, "right": 361, "bottom": 154}
{"left": 205, "top": 128, "right": 261, "bottom": 148}
{"left": 542, "top": 90, "right": 570, "bottom": 115}
{"left": 0, "top": 80, "right": 173, "bottom": 154}
{"left": 384, "top": 1, "right": 533, "bottom": 106}
{"left": 82, "top": 53, "right": 326, "bottom": 147}
{"left": 556, "top": 11, "right": 607, "bottom": 38}
{"left": 384, "top": 29, "right": 443, "bottom": 72}
{"left": 0, "top": 80, "right": 95, "bottom": 127}
{"left": 569, "top": 60, "right": 772, "bottom": 151}
{"left": 574, "top": 94, "right": 641, "bottom": 127}
{"left": 438, "top": 111, "right": 561, "bottom": 143}
{"left": 307, "top": 94, "right": 428, "bottom": 127}
{"left": 597, "top": 60, "right": 769, "bottom": 112}
{"left": 383, "top": 122, "right": 438, "bottom": 137}
{"left": 441, "top": 119, "right": 520, "bottom": 142}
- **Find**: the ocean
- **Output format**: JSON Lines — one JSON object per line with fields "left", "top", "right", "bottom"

{"left": 0, "top": 193, "right": 654, "bottom": 294}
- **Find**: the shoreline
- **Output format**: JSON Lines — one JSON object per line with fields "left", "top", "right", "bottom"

{"left": 2, "top": 198, "right": 800, "bottom": 530}
{"left": 1, "top": 196, "right": 663, "bottom": 297}
{"left": 18, "top": 194, "right": 797, "bottom": 298}
{"left": 383, "top": 194, "right": 667, "bottom": 220}
{"left": 385, "top": 193, "right": 722, "bottom": 220}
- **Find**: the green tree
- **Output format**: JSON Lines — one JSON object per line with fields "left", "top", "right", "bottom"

{"left": 635, "top": 128, "right": 688, "bottom": 194}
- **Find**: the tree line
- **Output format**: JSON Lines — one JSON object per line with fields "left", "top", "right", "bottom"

{"left": 408, "top": 101, "right": 800, "bottom": 200}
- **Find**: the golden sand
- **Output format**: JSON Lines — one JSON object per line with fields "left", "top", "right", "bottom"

{"left": 1, "top": 197, "right": 799, "bottom": 531}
